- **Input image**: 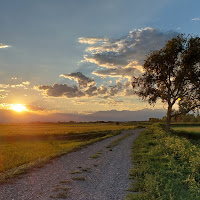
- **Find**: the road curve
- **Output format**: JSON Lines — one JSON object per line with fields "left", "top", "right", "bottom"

{"left": 0, "top": 129, "right": 142, "bottom": 200}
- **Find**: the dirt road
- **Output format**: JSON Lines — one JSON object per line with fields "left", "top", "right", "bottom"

{"left": 0, "top": 129, "right": 142, "bottom": 200}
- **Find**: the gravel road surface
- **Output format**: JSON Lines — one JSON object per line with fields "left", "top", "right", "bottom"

{"left": 0, "top": 129, "right": 142, "bottom": 200}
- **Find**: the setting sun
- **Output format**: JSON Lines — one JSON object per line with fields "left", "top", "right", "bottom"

{"left": 10, "top": 104, "right": 28, "bottom": 112}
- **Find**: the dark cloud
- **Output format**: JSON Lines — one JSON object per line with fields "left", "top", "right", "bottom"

{"left": 37, "top": 27, "right": 177, "bottom": 99}
{"left": 37, "top": 84, "right": 85, "bottom": 98}
{"left": 98, "top": 85, "right": 108, "bottom": 94}
{"left": 85, "top": 85, "right": 98, "bottom": 96}
{"left": 36, "top": 73, "right": 135, "bottom": 98}
{"left": 80, "top": 27, "right": 178, "bottom": 78}
{"left": 93, "top": 65, "right": 142, "bottom": 78}
{"left": 60, "top": 72, "right": 94, "bottom": 86}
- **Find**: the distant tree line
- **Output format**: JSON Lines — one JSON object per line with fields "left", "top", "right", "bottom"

{"left": 165, "top": 112, "right": 200, "bottom": 123}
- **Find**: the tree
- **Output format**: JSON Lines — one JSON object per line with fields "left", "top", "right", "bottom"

{"left": 132, "top": 35, "right": 200, "bottom": 132}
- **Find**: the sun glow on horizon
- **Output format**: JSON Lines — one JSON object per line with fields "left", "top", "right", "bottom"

{"left": 10, "top": 104, "right": 28, "bottom": 112}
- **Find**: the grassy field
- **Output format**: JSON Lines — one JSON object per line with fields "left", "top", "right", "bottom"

{"left": 0, "top": 122, "right": 134, "bottom": 136}
{"left": 172, "top": 125, "right": 200, "bottom": 133}
{"left": 0, "top": 122, "right": 135, "bottom": 182}
{"left": 127, "top": 123, "right": 200, "bottom": 200}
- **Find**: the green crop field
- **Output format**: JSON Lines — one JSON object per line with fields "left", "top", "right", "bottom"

{"left": 0, "top": 122, "right": 135, "bottom": 182}
{"left": 172, "top": 125, "right": 200, "bottom": 133}
{"left": 0, "top": 123, "right": 134, "bottom": 136}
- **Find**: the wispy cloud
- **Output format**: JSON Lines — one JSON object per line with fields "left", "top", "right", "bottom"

{"left": 0, "top": 43, "right": 10, "bottom": 48}
{"left": 79, "top": 37, "right": 109, "bottom": 44}
{"left": 192, "top": 18, "right": 200, "bottom": 21}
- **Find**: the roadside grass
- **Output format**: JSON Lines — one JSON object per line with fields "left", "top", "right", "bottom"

{"left": 127, "top": 123, "right": 200, "bottom": 200}
{"left": 0, "top": 125, "right": 128, "bottom": 182}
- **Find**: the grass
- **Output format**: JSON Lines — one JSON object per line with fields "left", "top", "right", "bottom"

{"left": 127, "top": 123, "right": 200, "bottom": 200}
{"left": 106, "top": 132, "right": 132, "bottom": 149}
{"left": 50, "top": 192, "right": 69, "bottom": 199}
{"left": 172, "top": 125, "right": 200, "bottom": 142}
{"left": 70, "top": 170, "right": 82, "bottom": 174}
{"left": 89, "top": 151, "right": 103, "bottom": 159}
{"left": 89, "top": 154, "right": 100, "bottom": 159}
{"left": 72, "top": 176, "right": 86, "bottom": 181}
{"left": 0, "top": 122, "right": 135, "bottom": 182}
{"left": 172, "top": 125, "right": 200, "bottom": 133}
{"left": 0, "top": 123, "right": 134, "bottom": 137}
{"left": 59, "top": 180, "right": 72, "bottom": 184}
{"left": 81, "top": 167, "right": 90, "bottom": 172}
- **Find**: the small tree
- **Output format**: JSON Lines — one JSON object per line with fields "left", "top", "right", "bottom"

{"left": 132, "top": 35, "right": 200, "bottom": 132}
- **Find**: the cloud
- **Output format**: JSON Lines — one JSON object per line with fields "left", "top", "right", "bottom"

{"left": 0, "top": 84, "right": 10, "bottom": 88}
{"left": 93, "top": 61, "right": 143, "bottom": 79}
{"left": 79, "top": 27, "right": 178, "bottom": 78}
{"left": 0, "top": 94, "right": 6, "bottom": 98}
{"left": 98, "top": 85, "right": 108, "bottom": 94}
{"left": 0, "top": 81, "right": 31, "bottom": 89}
{"left": 36, "top": 72, "right": 135, "bottom": 99}
{"left": 25, "top": 105, "right": 44, "bottom": 111}
{"left": 37, "top": 27, "right": 178, "bottom": 100}
{"left": 60, "top": 72, "right": 94, "bottom": 86}
{"left": 192, "top": 18, "right": 200, "bottom": 21}
{"left": 36, "top": 84, "right": 85, "bottom": 98}
{"left": 78, "top": 37, "right": 109, "bottom": 44}
{"left": 22, "top": 81, "right": 30, "bottom": 85}
{"left": 0, "top": 43, "right": 10, "bottom": 48}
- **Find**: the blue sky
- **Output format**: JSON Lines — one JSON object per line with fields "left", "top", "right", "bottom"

{"left": 0, "top": 0, "right": 200, "bottom": 115}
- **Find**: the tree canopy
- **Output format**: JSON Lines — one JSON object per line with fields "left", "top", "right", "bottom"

{"left": 132, "top": 34, "right": 200, "bottom": 132}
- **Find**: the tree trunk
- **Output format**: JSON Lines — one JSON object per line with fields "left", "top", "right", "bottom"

{"left": 166, "top": 104, "right": 172, "bottom": 133}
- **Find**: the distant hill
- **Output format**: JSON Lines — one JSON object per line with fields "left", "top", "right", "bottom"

{"left": 0, "top": 108, "right": 166, "bottom": 123}
{"left": 86, "top": 109, "right": 166, "bottom": 121}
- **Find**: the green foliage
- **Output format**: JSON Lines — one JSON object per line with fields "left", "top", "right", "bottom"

{"left": 170, "top": 113, "right": 200, "bottom": 123}
{"left": 127, "top": 123, "right": 200, "bottom": 200}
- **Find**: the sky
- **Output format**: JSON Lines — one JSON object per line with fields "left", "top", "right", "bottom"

{"left": 0, "top": 0, "right": 200, "bottom": 119}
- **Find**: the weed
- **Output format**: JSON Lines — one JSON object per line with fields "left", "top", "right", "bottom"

{"left": 72, "top": 176, "right": 86, "bottom": 181}
{"left": 82, "top": 167, "right": 91, "bottom": 172}
{"left": 50, "top": 192, "right": 68, "bottom": 199}
{"left": 70, "top": 170, "right": 82, "bottom": 174}
{"left": 59, "top": 180, "right": 72, "bottom": 184}
{"left": 89, "top": 154, "right": 100, "bottom": 159}
{"left": 53, "top": 186, "right": 70, "bottom": 191}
